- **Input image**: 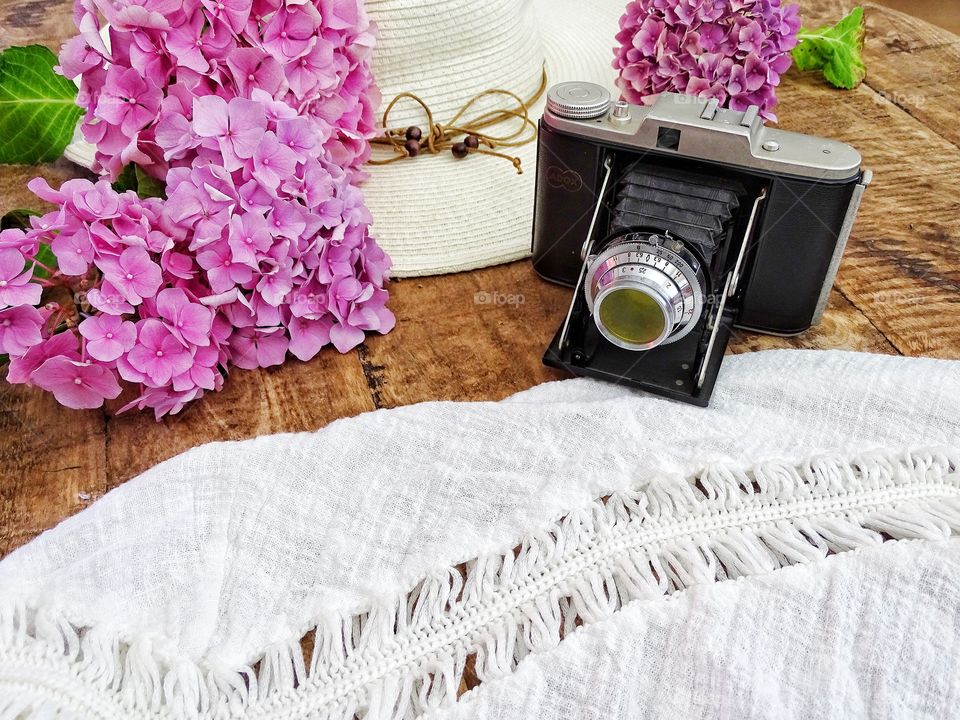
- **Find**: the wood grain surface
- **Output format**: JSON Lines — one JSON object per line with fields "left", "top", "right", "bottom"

{"left": 1, "top": 1, "right": 958, "bottom": 556}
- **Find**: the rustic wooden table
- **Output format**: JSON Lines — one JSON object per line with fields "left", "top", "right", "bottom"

{"left": 0, "top": 1, "right": 958, "bottom": 556}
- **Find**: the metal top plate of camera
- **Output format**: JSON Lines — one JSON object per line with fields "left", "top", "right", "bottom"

{"left": 543, "top": 83, "right": 862, "bottom": 181}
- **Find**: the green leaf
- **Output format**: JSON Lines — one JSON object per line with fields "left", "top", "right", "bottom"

{"left": 111, "top": 163, "right": 138, "bottom": 193}
{"left": 134, "top": 165, "right": 165, "bottom": 199}
{"left": 112, "top": 164, "right": 167, "bottom": 199}
{"left": 792, "top": 7, "right": 867, "bottom": 90}
{"left": 32, "top": 242, "right": 57, "bottom": 280}
{"left": 1, "top": 207, "right": 41, "bottom": 230}
{"left": 0, "top": 45, "right": 84, "bottom": 165}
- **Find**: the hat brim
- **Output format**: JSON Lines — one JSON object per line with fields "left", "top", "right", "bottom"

{"left": 362, "top": 0, "right": 625, "bottom": 278}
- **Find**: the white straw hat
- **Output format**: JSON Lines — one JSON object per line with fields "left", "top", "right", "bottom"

{"left": 364, "top": 0, "right": 624, "bottom": 277}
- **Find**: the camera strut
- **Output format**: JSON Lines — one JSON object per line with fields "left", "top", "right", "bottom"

{"left": 558, "top": 155, "right": 614, "bottom": 353}
{"left": 694, "top": 188, "right": 767, "bottom": 390}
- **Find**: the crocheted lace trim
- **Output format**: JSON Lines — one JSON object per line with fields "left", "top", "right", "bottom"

{"left": 2, "top": 447, "right": 958, "bottom": 719}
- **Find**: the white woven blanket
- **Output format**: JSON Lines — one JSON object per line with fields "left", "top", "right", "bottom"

{"left": 0, "top": 349, "right": 958, "bottom": 718}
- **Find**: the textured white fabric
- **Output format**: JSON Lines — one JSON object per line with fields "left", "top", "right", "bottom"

{"left": 434, "top": 539, "right": 960, "bottom": 720}
{"left": 0, "top": 349, "right": 958, "bottom": 718}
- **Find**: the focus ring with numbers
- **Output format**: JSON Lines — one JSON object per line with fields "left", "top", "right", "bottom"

{"left": 584, "top": 232, "right": 706, "bottom": 351}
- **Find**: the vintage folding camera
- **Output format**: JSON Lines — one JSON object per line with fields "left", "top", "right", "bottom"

{"left": 532, "top": 82, "right": 872, "bottom": 406}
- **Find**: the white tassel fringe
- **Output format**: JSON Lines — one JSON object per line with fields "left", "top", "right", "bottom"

{"left": 1, "top": 447, "right": 958, "bottom": 719}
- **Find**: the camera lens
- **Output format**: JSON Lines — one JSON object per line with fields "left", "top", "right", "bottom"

{"left": 585, "top": 231, "right": 706, "bottom": 351}
{"left": 596, "top": 287, "right": 671, "bottom": 346}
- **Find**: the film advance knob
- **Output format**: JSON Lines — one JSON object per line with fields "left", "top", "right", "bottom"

{"left": 547, "top": 82, "right": 612, "bottom": 120}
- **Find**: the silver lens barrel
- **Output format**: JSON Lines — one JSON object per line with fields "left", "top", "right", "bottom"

{"left": 584, "top": 233, "right": 706, "bottom": 351}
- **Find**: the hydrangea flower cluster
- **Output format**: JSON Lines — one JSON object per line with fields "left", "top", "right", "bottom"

{"left": 613, "top": 0, "right": 801, "bottom": 120}
{"left": 0, "top": 0, "right": 394, "bottom": 418}
{"left": 60, "top": 0, "right": 379, "bottom": 179}
{"left": 1, "top": 168, "right": 391, "bottom": 417}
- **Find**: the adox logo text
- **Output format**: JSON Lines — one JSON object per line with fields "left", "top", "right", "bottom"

{"left": 546, "top": 166, "right": 583, "bottom": 193}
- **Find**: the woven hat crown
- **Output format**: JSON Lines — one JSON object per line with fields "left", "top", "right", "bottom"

{"left": 366, "top": 0, "right": 547, "bottom": 127}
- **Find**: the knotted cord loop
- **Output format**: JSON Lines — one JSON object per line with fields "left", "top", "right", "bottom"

{"left": 369, "top": 70, "right": 548, "bottom": 175}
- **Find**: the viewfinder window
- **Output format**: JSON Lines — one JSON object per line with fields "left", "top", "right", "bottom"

{"left": 656, "top": 127, "right": 681, "bottom": 151}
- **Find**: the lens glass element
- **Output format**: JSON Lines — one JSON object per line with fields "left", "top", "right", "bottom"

{"left": 597, "top": 288, "right": 666, "bottom": 346}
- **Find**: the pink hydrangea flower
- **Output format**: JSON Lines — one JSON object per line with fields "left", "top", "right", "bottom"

{"left": 97, "top": 246, "right": 163, "bottom": 305}
{"left": 6, "top": 331, "right": 80, "bottom": 384}
{"left": 262, "top": 6, "right": 319, "bottom": 60}
{"left": 229, "top": 326, "right": 289, "bottom": 369}
{"left": 88, "top": 281, "right": 136, "bottom": 315}
{"left": 251, "top": 131, "right": 298, "bottom": 189}
{"left": 123, "top": 319, "right": 194, "bottom": 386}
{"left": 32, "top": 356, "right": 122, "bottom": 409}
{"left": 227, "top": 48, "right": 285, "bottom": 98}
{"left": 196, "top": 241, "right": 255, "bottom": 292}
{"left": 51, "top": 228, "right": 95, "bottom": 275}
{"left": 155, "top": 287, "right": 213, "bottom": 346}
{"left": 287, "top": 314, "right": 332, "bottom": 361}
{"left": 163, "top": 11, "right": 211, "bottom": 74}
{"left": 614, "top": 0, "right": 801, "bottom": 121}
{"left": 193, "top": 96, "right": 267, "bottom": 171}
{"left": 199, "top": 0, "right": 250, "bottom": 34}
{"left": 0, "top": 249, "right": 42, "bottom": 308}
{"left": 0, "top": 305, "right": 43, "bottom": 355}
{"left": 78, "top": 314, "right": 137, "bottom": 361}
{"left": 95, "top": 66, "right": 163, "bottom": 137}
{"left": 286, "top": 39, "right": 338, "bottom": 99}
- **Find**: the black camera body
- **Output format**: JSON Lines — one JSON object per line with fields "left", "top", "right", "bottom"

{"left": 532, "top": 83, "right": 871, "bottom": 406}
